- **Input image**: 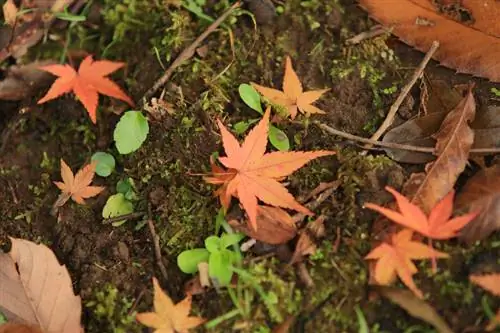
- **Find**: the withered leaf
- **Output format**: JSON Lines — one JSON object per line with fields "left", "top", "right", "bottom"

{"left": 406, "top": 86, "right": 476, "bottom": 212}
{"left": 375, "top": 286, "right": 454, "bottom": 333}
{"left": 456, "top": 165, "right": 500, "bottom": 244}
{"left": 359, "top": 0, "right": 500, "bottom": 82}
{"left": 0, "top": 323, "right": 44, "bottom": 333}
{"left": 228, "top": 205, "right": 297, "bottom": 245}
{"left": 0, "top": 61, "right": 55, "bottom": 101}
{"left": 289, "top": 215, "right": 326, "bottom": 265}
{"left": 0, "top": 238, "right": 82, "bottom": 333}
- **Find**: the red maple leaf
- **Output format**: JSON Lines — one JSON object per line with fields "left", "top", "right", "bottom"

{"left": 38, "top": 56, "right": 134, "bottom": 123}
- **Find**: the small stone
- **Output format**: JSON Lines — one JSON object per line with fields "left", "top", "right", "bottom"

{"left": 116, "top": 241, "right": 130, "bottom": 262}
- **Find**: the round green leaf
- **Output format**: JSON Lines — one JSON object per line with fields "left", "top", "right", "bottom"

{"left": 102, "top": 193, "right": 134, "bottom": 227}
{"left": 205, "top": 236, "right": 221, "bottom": 253}
{"left": 177, "top": 248, "right": 210, "bottom": 274}
{"left": 269, "top": 125, "right": 290, "bottom": 151}
{"left": 220, "top": 233, "right": 245, "bottom": 249}
{"left": 209, "top": 250, "right": 233, "bottom": 286}
{"left": 91, "top": 152, "right": 116, "bottom": 177}
{"left": 114, "top": 111, "right": 149, "bottom": 154}
{"left": 239, "top": 84, "right": 263, "bottom": 114}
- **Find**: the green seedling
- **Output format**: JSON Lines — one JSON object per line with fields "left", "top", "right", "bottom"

{"left": 182, "top": 0, "right": 214, "bottom": 22}
{"left": 102, "top": 178, "right": 138, "bottom": 227}
{"left": 237, "top": 83, "right": 290, "bottom": 151}
{"left": 91, "top": 152, "right": 116, "bottom": 177}
{"left": 177, "top": 232, "right": 245, "bottom": 286}
{"left": 114, "top": 111, "right": 149, "bottom": 155}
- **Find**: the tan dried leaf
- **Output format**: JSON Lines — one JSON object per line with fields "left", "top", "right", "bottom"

{"left": 2, "top": 0, "right": 18, "bottom": 26}
{"left": 359, "top": 0, "right": 500, "bottom": 81}
{"left": 0, "top": 323, "right": 43, "bottom": 333}
{"left": 0, "top": 238, "right": 82, "bottom": 333}
{"left": 289, "top": 215, "right": 326, "bottom": 264}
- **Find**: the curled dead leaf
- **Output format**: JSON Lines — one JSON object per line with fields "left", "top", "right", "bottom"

{"left": 289, "top": 215, "right": 326, "bottom": 265}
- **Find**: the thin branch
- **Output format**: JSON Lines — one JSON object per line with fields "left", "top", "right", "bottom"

{"left": 315, "top": 121, "right": 500, "bottom": 154}
{"left": 102, "top": 212, "right": 146, "bottom": 224}
{"left": 146, "top": 204, "right": 169, "bottom": 281}
{"left": 367, "top": 41, "right": 440, "bottom": 146}
{"left": 140, "top": 1, "right": 242, "bottom": 106}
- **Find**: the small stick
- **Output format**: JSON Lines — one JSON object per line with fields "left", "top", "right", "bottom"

{"left": 140, "top": 1, "right": 242, "bottom": 106}
{"left": 367, "top": 41, "right": 440, "bottom": 146}
{"left": 346, "top": 26, "right": 389, "bottom": 45}
{"left": 102, "top": 212, "right": 146, "bottom": 224}
{"left": 315, "top": 121, "right": 500, "bottom": 154}
{"left": 146, "top": 204, "right": 169, "bottom": 281}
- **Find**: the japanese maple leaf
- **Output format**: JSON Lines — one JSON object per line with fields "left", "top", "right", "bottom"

{"left": 364, "top": 186, "right": 477, "bottom": 240}
{"left": 208, "top": 108, "right": 334, "bottom": 230}
{"left": 366, "top": 229, "right": 449, "bottom": 298}
{"left": 38, "top": 55, "right": 134, "bottom": 123}
{"left": 470, "top": 273, "right": 500, "bottom": 331}
{"left": 136, "top": 277, "right": 205, "bottom": 333}
{"left": 54, "top": 159, "right": 104, "bottom": 205}
{"left": 251, "top": 56, "right": 329, "bottom": 119}
{"left": 203, "top": 156, "right": 236, "bottom": 211}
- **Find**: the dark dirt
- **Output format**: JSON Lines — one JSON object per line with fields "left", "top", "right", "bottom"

{"left": 1, "top": 0, "right": 500, "bottom": 332}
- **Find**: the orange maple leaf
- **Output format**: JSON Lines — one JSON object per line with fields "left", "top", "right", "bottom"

{"left": 365, "top": 229, "right": 449, "bottom": 299}
{"left": 206, "top": 107, "right": 334, "bottom": 230}
{"left": 203, "top": 156, "right": 236, "bottom": 211}
{"left": 54, "top": 159, "right": 104, "bottom": 205}
{"left": 470, "top": 273, "right": 500, "bottom": 331}
{"left": 136, "top": 277, "right": 205, "bottom": 333}
{"left": 364, "top": 186, "right": 477, "bottom": 240}
{"left": 251, "top": 56, "right": 329, "bottom": 119}
{"left": 38, "top": 55, "right": 134, "bottom": 123}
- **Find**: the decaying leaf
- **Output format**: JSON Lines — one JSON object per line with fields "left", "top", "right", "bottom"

{"left": 0, "top": 323, "right": 44, "bottom": 333}
{"left": 228, "top": 205, "right": 297, "bottom": 245}
{"left": 359, "top": 0, "right": 500, "bottom": 81}
{"left": 136, "top": 277, "right": 205, "bottom": 333}
{"left": 52, "top": 159, "right": 105, "bottom": 211}
{"left": 0, "top": 61, "right": 55, "bottom": 101}
{"left": 0, "top": 238, "right": 82, "bottom": 333}
{"left": 251, "top": 56, "right": 329, "bottom": 119}
{"left": 205, "top": 107, "right": 334, "bottom": 230}
{"left": 365, "top": 186, "right": 477, "bottom": 240}
{"left": 456, "top": 165, "right": 500, "bottom": 244}
{"left": 2, "top": 0, "right": 18, "bottom": 26}
{"left": 375, "top": 286, "right": 454, "bottom": 333}
{"left": 470, "top": 273, "right": 500, "bottom": 331}
{"left": 289, "top": 215, "right": 326, "bottom": 264}
{"left": 365, "top": 229, "right": 448, "bottom": 298}
{"left": 38, "top": 55, "right": 135, "bottom": 123}
{"left": 405, "top": 86, "right": 476, "bottom": 212}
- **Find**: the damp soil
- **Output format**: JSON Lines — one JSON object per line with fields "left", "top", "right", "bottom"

{"left": 1, "top": 0, "right": 500, "bottom": 332}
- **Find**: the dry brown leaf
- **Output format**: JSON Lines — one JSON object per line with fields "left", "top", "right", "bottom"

{"left": 0, "top": 238, "right": 82, "bottom": 333}
{"left": 405, "top": 86, "right": 476, "bottom": 212}
{"left": 289, "top": 215, "right": 326, "bottom": 264}
{"left": 0, "top": 61, "right": 55, "bottom": 101}
{"left": 0, "top": 324, "right": 43, "bottom": 333}
{"left": 2, "top": 0, "right": 18, "bottom": 26}
{"left": 359, "top": 0, "right": 500, "bottom": 82}
{"left": 470, "top": 273, "right": 500, "bottom": 296}
{"left": 228, "top": 205, "right": 297, "bottom": 245}
{"left": 375, "top": 286, "right": 454, "bottom": 333}
{"left": 456, "top": 165, "right": 500, "bottom": 244}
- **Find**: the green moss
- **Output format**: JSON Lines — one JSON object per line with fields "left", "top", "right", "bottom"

{"left": 85, "top": 284, "right": 141, "bottom": 333}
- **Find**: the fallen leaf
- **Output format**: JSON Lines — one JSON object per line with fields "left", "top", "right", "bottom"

{"left": 53, "top": 159, "right": 105, "bottom": 209}
{"left": 456, "top": 165, "right": 500, "bottom": 244}
{"left": 365, "top": 229, "right": 449, "bottom": 298}
{"left": 359, "top": 0, "right": 500, "bottom": 81}
{"left": 251, "top": 56, "right": 329, "bottom": 119}
{"left": 0, "top": 238, "right": 82, "bottom": 333}
{"left": 38, "top": 55, "right": 134, "bottom": 123}
{"left": 470, "top": 273, "right": 500, "bottom": 297}
{"left": 0, "top": 61, "right": 56, "bottom": 101}
{"left": 375, "top": 286, "right": 454, "bottom": 333}
{"left": 136, "top": 277, "right": 205, "bottom": 333}
{"left": 204, "top": 156, "right": 237, "bottom": 211}
{"left": 2, "top": 0, "right": 18, "bottom": 26}
{"left": 406, "top": 85, "right": 476, "bottom": 212}
{"left": 207, "top": 107, "right": 334, "bottom": 229}
{"left": 365, "top": 186, "right": 477, "bottom": 240}
{"left": 228, "top": 205, "right": 297, "bottom": 245}
{"left": 0, "top": 324, "right": 43, "bottom": 333}
{"left": 289, "top": 215, "right": 326, "bottom": 264}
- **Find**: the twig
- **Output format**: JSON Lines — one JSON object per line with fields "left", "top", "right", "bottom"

{"left": 102, "top": 212, "right": 146, "bottom": 224}
{"left": 346, "top": 26, "right": 389, "bottom": 45}
{"left": 140, "top": 1, "right": 242, "bottom": 106}
{"left": 367, "top": 41, "right": 440, "bottom": 147}
{"left": 292, "top": 186, "right": 337, "bottom": 224}
{"left": 315, "top": 121, "right": 500, "bottom": 154}
{"left": 146, "top": 204, "right": 169, "bottom": 281}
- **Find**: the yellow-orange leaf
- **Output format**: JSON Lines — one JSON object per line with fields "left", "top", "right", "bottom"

{"left": 251, "top": 56, "right": 329, "bottom": 119}
{"left": 38, "top": 56, "right": 134, "bottom": 123}
{"left": 54, "top": 159, "right": 104, "bottom": 206}
{"left": 136, "top": 277, "right": 205, "bottom": 333}
{"left": 207, "top": 108, "right": 334, "bottom": 230}
{"left": 365, "top": 229, "right": 448, "bottom": 298}
{"left": 470, "top": 273, "right": 500, "bottom": 297}
{"left": 364, "top": 186, "right": 477, "bottom": 240}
